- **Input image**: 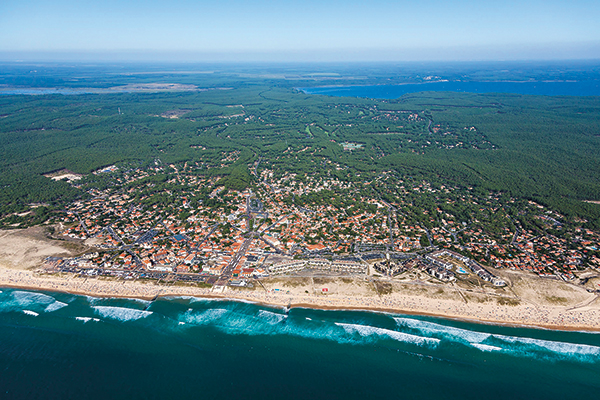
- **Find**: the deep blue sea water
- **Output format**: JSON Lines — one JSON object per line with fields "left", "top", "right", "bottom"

{"left": 299, "top": 81, "right": 600, "bottom": 99}
{"left": 1, "top": 287, "right": 599, "bottom": 399}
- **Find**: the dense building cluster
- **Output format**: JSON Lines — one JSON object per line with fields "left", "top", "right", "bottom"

{"left": 38, "top": 158, "right": 600, "bottom": 289}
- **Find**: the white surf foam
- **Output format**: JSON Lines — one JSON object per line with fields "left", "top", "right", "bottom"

{"left": 258, "top": 310, "right": 286, "bottom": 325}
{"left": 93, "top": 306, "right": 152, "bottom": 322}
{"left": 12, "top": 291, "right": 56, "bottom": 307}
{"left": 336, "top": 322, "right": 440, "bottom": 347}
{"left": 163, "top": 295, "right": 199, "bottom": 302}
{"left": 181, "top": 308, "right": 228, "bottom": 325}
{"left": 45, "top": 301, "right": 68, "bottom": 313}
{"left": 394, "top": 317, "right": 491, "bottom": 344}
{"left": 471, "top": 343, "right": 503, "bottom": 352}
{"left": 184, "top": 297, "right": 257, "bottom": 304}
{"left": 126, "top": 298, "right": 152, "bottom": 306}
{"left": 394, "top": 316, "right": 600, "bottom": 359}
{"left": 76, "top": 317, "right": 101, "bottom": 323}
{"left": 85, "top": 295, "right": 100, "bottom": 304}
{"left": 494, "top": 334, "right": 600, "bottom": 357}
{"left": 22, "top": 310, "right": 39, "bottom": 316}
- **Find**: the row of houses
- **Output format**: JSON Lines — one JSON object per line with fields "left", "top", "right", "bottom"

{"left": 424, "top": 264, "right": 456, "bottom": 282}
{"left": 267, "top": 260, "right": 307, "bottom": 275}
{"left": 308, "top": 258, "right": 367, "bottom": 274}
{"left": 373, "top": 261, "right": 406, "bottom": 277}
{"left": 268, "top": 258, "right": 367, "bottom": 275}
{"left": 425, "top": 249, "right": 506, "bottom": 286}
{"left": 425, "top": 249, "right": 469, "bottom": 269}
{"left": 466, "top": 260, "right": 506, "bottom": 286}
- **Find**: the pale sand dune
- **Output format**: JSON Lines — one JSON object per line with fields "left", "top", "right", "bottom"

{"left": 0, "top": 226, "right": 80, "bottom": 270}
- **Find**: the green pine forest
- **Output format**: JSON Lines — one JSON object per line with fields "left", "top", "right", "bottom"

{"left": 1, "top": 64, "right": 600, "bottom": 228}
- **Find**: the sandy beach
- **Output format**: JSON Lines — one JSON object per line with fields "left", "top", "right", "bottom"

{"left": 1, "top": 266, "right": 599, "bottom": 332}
{"left": 1, "top": 226, "right": 599, "bottom": 332}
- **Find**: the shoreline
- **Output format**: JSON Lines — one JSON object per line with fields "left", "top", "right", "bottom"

{"left": 2, "top": 267, "right": 600, "bottom": 333}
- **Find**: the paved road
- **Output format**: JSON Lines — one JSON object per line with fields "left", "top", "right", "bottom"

{"left": 259, "top": 212, "right": 293, "bottom": 235}
{"left": 222, "top": 235, "right": 254, "bottom": 277}
{"left": 191, "top": 223, "right": 220, "bottom": 251}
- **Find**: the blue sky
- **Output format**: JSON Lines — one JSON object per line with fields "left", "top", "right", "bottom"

{"left": 1, "top": 0, "right": 599, "bottom": 61}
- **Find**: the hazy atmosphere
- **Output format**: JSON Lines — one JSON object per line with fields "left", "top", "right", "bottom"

{"left": 1, "top": 0, "right": 600, "bottom": 61}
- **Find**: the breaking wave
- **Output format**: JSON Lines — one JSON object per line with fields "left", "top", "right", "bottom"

{"left": 258, "top": 310, "right": 286, "bottom": 325}
{"left": 395, "top": 316, "right": 491, "bottom": 344}
{"left": 494, "top": 334, "right": 600, "bottom": 357}
{"left": 180, "top": 308, "right": 229, "bottom": 325}
{"left": 11, "top": 291, "right": 56, "bottom": 307}
{"left": 471, "top": 343, "right": 503, "bottom": 352}
{"left": 176, "top": 304, "right": 438, "bottom": 348}
{"left": 45, "top": 301, "right": 68, "bottom": 313}
{"left": 336, "top": 322, "right": 440, "bottom": 347}
{"left": 0, "top": 290, "right": 68, "bottom": 314}
{"left": 2, "top": 288, "right": 598, "bottom": 364}
{"left": 395, "top": 316, "right": 600, "bottom": 361}
{"left": 75, "top": 317, "right": 100, "bottom": 323}
{"left": 93, "top": 306, "right": 152, "bottom": 322}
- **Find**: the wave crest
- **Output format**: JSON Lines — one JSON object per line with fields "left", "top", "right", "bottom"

{"left": 336, "top": 322, "right": 440, "bottom": 347}
{"left": 93, "top": 306, "right": 152, "bottom": 322}
{"left": 258, "top": 310, "right": 286, "bottom": 325}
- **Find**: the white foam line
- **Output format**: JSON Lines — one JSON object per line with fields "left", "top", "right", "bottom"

{"left": 258, "top": 310, "right": 286, "bottom": 325}
{"left": 494, "top": 334, "right": 600, "bottom": 356}
{"left": 223, "top": 297, "right": 259, "bottom": 305}
{"left": 22, "top": 310, "right": 39, "bottom": 317}
{"left": 336, "top": 322, "right": 440, "bottom": 346}
{"left": 471, "top": 343, "right": 503, "bottom": 352}
{"left": 181, "top": 308, "right": 229, "bottom": 325}
{"left": 45, "top": 301, "right": 68, "bottom": 313}
{"left": 162, "top": 295, "right": 198, "bottom": 301}
{"left": 12, "top": 291, "right": 56, "bottom": 306}
{"left": 177, "top": 296, "right": 259, "bottom": 305}
{"left": 126, "top": 298, "right": 152, "bottom": 305}
{"left": 93, "top": 306, "right": 152, "bottom": 322}
{"left": 394, "top": 317, "right": 600, "bottom": 358}
{"left": 395, "top": 317, "right": 491, "bottom": 343}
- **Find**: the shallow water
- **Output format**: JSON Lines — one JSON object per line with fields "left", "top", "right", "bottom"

{"left": 0, "top": 288, "right": 598, "bottom": 399}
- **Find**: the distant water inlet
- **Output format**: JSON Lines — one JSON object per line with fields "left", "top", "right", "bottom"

{"left": 0, "top": 288, "right": 599, "bottom": 399}
{"left": 299, "top": 81, "right": 600, "bottom": 98}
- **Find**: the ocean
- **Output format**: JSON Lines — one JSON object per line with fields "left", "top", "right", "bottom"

{"left": 0, "top": 287, "right": 599, "bottom": 399}
{"left": 299, "top": 81, "right": 600, "bottom": 99}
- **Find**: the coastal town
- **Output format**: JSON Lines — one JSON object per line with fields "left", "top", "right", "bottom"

{"left": 37, "top": 159, "right": 600, "bottom": 295}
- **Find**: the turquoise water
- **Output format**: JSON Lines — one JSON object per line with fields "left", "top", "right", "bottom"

{"left": 299, "top": 81, "right": 600, "bottom": 98}
{"left": 1, "top": 287, "right": 599, "bottom": 399}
